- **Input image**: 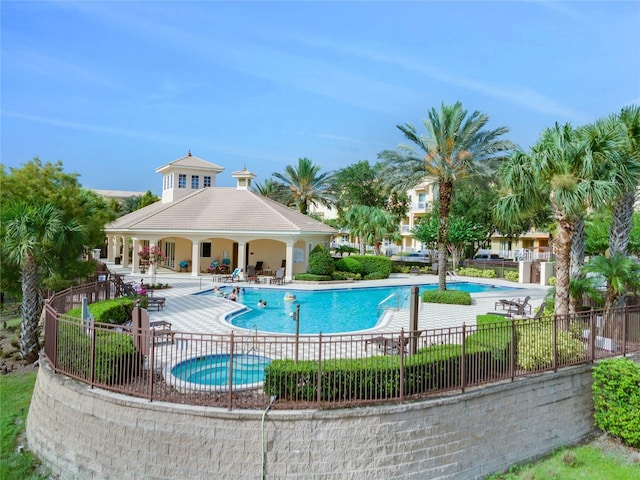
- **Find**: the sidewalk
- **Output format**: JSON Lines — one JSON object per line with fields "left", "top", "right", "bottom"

{"left": 107, "top": 262, "right": 550, "bottom": 335}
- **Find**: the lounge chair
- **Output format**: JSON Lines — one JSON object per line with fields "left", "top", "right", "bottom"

{"left": 223, "top": 267, "right": 242, "bottom": 282}
{"left": 254, "top": 261, "right": 264, "bottom": 275}
{"left": 526, "top": 301, "right": 546, "bottom": 320}
{"left": 509, "top": 296, "right": 531, "bottom": 316}
{"left": 270, "top": 267, "right": 285, "bottom": 285}
{"left": 365, "top": 334, "right": 409, "bottom": 355}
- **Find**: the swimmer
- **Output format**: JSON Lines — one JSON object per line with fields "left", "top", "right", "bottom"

{"left": 229, "top": 292, "right": 237, "bottom": 301}
{"left": 283, "top": 293, "right": 296, "bottom": 301}
{"left": 257, "top": 299, "right": 267, "bottom": 308}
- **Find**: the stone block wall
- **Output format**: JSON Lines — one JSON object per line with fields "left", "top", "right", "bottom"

{"left": 27, "top": 361, "right": 595, "bottom": 479}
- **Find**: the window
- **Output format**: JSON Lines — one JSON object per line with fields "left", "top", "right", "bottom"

{"left": 201, "top": 242, "right": 211, "bottom": 257}
{"left": 204, "top": 176, "right": 211, "bottom": 187}
{"left": 191, "top": 175, "right": 199, "bottom": 189}
{"left": 178, "top": 174, "right": 186, "bottom": 188}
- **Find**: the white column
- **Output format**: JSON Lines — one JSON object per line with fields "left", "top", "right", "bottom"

{"left": 237, "top": 241, "right": 246, "bottom": 279}
{"left": 191, "top": 240, "right": 200, "bottom": 277}
{"left": 122, "top": 236, "right": 130, "bottom": 268}
{"left": 107, "top": 236, "right": 114, "bottom": 262}
{"left": 132, "top": 238, "right": 140, "bottom": 274}
{"left": 285, "top": 241, "right": 294, "bottom": 283}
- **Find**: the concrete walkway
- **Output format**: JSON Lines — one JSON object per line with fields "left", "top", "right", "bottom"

{"left": 107, "top": 262, "right": 550, "bottom": 336}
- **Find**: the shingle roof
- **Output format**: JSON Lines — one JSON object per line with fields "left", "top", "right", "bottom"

{"left": 105, "top": 188, "right": 336, "bottom": 235}
{"left": 155, "top": 153, "right": 224, "bottom": 174}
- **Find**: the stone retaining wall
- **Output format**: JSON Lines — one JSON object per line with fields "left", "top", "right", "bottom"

{"left": 27, "top": 361, "right": 595, "bottom": 479}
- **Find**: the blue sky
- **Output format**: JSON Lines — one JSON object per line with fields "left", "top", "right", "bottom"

{"left": 2, "top": 1, "right": 639, "bottom": 194}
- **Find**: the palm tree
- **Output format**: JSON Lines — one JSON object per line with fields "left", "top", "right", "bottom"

{"left": 272, "top": 157, "right": 335, "bottom": 214}
{"left": 569, "top": 116, "right": 626, "bottom": 279}
{"left": 609, "top": 105, "right": 640, "bottom": 256}
{"left": 496, "top": 123, "right": 620, "bottom": 317}
{"left": 341, "top": 205, "right": 400, "bottom": 255}
{"left": 253, "top": 178, "right": 292, "bottom": 205}
{"left": 1, "top": 202, "right": 86, "bottom": 363}
{"left": 582, "top": 253, "right": 640, "bottom": 311}
{"left": 379, "top": 101, "right": 513, "bottom": 290}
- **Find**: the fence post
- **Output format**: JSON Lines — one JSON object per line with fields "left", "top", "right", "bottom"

{"left": 552, "top": 314, "right": 559, "bottom": 372}
{"left": 510, "top": 318, "right": 516, "bottom": 381}
{"left": 228, "top": 332, "right": 235, "bottom": 411}
{"left": 316, "top": 333, "right": 323, "bottom": 406}
{"left": 461, "top": 323, "right": 466, "bottom": 393}
{"left": 622, "top": 306, "right": 628, "bottom": 357}
{"left": 89, "top": 323, "right": 96, "bottom": 388}
{"left": 399, "top": 329, "right": 405, "bottom": 403}
{"left": 589, "top": 311, "right": 596, "bottom": 363}
{"left": 148, "top": 330, "right": 155, "bottom": 402}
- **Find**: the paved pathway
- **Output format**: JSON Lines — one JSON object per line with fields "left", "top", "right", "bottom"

{"left": 109, "top": 263, "right": 550, "bottom": 336}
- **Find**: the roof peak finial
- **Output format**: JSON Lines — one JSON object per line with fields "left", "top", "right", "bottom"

{"left": 187, "top": 150, "right": 192, "bottom": 157}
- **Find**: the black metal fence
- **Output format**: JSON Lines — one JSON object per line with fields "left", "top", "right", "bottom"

{"left": 43, "top": 280, "right": 640, "bottom": 410}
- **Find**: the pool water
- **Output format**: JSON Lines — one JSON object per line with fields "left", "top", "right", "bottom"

{"left": 204, "top": 282, "right": 514, "bottom": 335}
{"left": 170, "top": 353, "right": 270, "bottom": 389}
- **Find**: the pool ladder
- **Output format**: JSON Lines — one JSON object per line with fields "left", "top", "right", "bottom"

{"left": 242, "top": 324, "right": 259, "bottom": 354}
{"left": 376, "top": 293, "right": 401, "bottom": 317}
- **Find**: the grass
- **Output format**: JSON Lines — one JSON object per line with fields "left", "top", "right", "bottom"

{"left": 0, "top": 371, "right": 47, "bottom": 480}
{"left": 487, "top": 444, "right": 640, "bottom": 479}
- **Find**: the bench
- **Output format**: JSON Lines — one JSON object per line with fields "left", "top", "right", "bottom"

{"left": 147, "top": 297, "right": 166, "bottom": 311}
{"left": 150, "top": 320, "right": 174, "bottom": 344}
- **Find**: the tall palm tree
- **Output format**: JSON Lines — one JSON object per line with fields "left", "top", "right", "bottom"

{"left": 252, "top": 178, "right": 292, "bottom": 205}
{"left": 379, "top": 102, "right": 513, "bottom": 290}
{"left": 272, "top": 157, "right": 335, "bottom": 215}
{"left": 341, "top": 205, "right": 400, "bottom": 255}
{"left": 1, "top": 202, "right": 86, "bottom": 362}
{"left": 610, "top": 105, "right": 640, "bottom": 256}
{"left": 496, "top": 123, "right": 620, "bottom": 318}
{"left": 569, "top": 116, "right": 626, "bottom": 280}
{"left": 582, "top": 253, "right": 640, "bottom": 311}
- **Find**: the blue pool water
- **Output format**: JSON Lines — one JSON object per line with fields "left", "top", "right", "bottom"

{"left": 202, "top": 282, "right": 514, "bottom": 335}
{"left": 170, "top": 353, "right": 270, "bottom": 389}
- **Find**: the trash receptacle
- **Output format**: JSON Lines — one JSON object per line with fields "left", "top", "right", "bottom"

{"left": 115, "top": 256, "right": 121, "bottom": 265}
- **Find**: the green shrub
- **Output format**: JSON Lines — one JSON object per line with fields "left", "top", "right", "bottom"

{"left": 504, "top": 270, "right": 519, "bottom": 282}
{"left": 308, "top": 245, "right": 335, "bottom": 276}
{"left": 516, "top": 320, "right": 585, "bottom": 371}
{"left": 549, "top": 276, "right": 557, "bottom": 286}
{"left": 330, "top": 271, "right": 361, "bottom": 281}
{"left": 294, "top": 273, "right": 332, "bottom": 281}
{"left": 335, "top": 257, "right": 363, "bottom": 274}
{"left": 421, "top": 289, "right": 472, "bottom": 305}
{"left": 457, "top": 267, "right": 497, "bottom": 278}
{"left": 57, "top": 318, "right": 142, "bottom": 384}
{"left": 363, "top": 271, "right": 388, "bottom": 280}
{"left": 593, "top": 358, "right": 640, "bottom": 448}
{"left": 349, "top": 255, "right": 391, "bottom": 278}
{"left": 65, "top": 297, "right": 139, "bottom": 324}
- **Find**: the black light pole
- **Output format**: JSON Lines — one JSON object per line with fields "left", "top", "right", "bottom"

{"left": 409, "top": 285, "right": 419, "bottom": 355}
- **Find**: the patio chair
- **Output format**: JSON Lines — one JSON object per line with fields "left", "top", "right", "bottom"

{"left": 509, "top": 296, "right": 531, "bottom": 316}
{"left": 246, "top": 265, "right": 258, "bottom": 283}
{"left": 179, "top": 260, "right": 190, "bottom": 272}
{"left": 270, "top": 267, "right": 285, "bottom": 285}
{"left": 223, "top": 267, "right": 242, "bottom": 282}
{"left": 207, "top": 259, "right": 220, "bottom": 274}
{"left": 526, "top": 301, "right": 546, "bottom": 320}
{"left": 254, "top": 261, "right": 264, "bottom": 275}
{"left": 365, "top": 334, "right": 409, "bottom": 355}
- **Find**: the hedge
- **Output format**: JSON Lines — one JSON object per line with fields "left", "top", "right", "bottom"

{"left": 66, "top": 296, "right": 142, "bottom": 324}
{"left": 516, "top": 319, "right": 585, "bottom": 371}
{"left": 421, "top": 289, "right": 472, "bottom": 305}
{"left": 308, "top": 245, "right": 335, "bottom": 276}
{"left": 348, "top": 255, "right": 391, "bottom": 278}
{"left": 335, "top": 257, "right": 363, "bottom": 275}
{"left": 263, "top": 315, "right": 513, "bottom": 402}
{"left": 593, "top": 358, "right": 640, "bottom": 448}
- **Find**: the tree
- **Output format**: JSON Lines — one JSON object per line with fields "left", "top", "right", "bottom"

{"left": 252, "top": 178, "right": 292, "bottom": 205}
{"left": 379, "top": 102, "right": 513, "bottom": 290}
{"left": 341, "top": 206, "right": 400, "bottom": 255}
{"left": 609, "top": 105, "right": 640, "bottom": 256}
{"left": 331, "top": 161, "right": 386, "bottom": 210}
{"left": 1, "top": 202, "right": 87, "bottom": 362}
{"left": 121, "top": 190, "right": 160, "bottom": 215}
{"left": 272, "top": 157, "right": 335, "bottom": 214}
{"left": 496, "top": 124, "right": 621, "bottom": 317}
{"left": 1, "top": 158, "right": 115, "bottom": 296}
{"left": 582, "top": 253, "right": 640, "bottom": 312}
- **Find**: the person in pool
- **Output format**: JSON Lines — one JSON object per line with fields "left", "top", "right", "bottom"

{"left": 283, "top": 293, "right": 296, "bottom": 301}
{"left": 257, "top": 299, "right": 267, "bottom": 308}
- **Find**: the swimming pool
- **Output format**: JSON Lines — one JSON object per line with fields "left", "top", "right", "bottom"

{"left": 203, "top": 282, "right": 515, "bottom": 335}
{"left": 167, "top": 353, "right": 271, "bottom": 392}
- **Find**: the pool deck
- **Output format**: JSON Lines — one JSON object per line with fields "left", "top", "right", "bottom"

{"left": 108, "top": 262, "right": 550, "bottom": 336}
